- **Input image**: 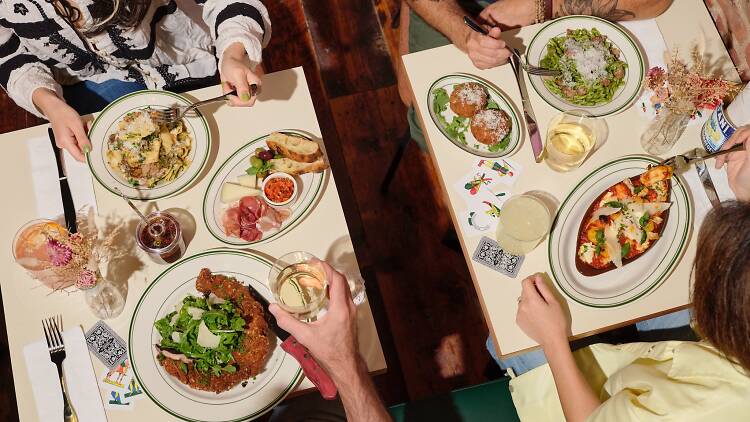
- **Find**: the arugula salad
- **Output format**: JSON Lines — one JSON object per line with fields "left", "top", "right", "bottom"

{"left": 540, "top": 28, "right": 627, "bottom": 106}
{"left": 155, "top": 295, "right": 246, "bottom": 376}
{"left": 431, "top": 86, "right": 510, "bottom": 153}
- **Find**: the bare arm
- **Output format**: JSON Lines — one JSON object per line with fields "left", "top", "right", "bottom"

{"left": 330, "top": 357, "right": 391, "bottom": 422}
{"left": 553, "top": 0, "right": 673, "bottom": 21}
{"left": 482, "top": 0, "right": 673, "bottom": 29}
{"left": 406, "top": 0, "right": 471, "bottom": 51}
{"left": 515, "top": 274, "right": 601, "bottom": 422}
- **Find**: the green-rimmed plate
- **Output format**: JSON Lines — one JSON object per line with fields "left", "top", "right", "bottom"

{"left": 427, "top": 74, "right": 521, "bottom": 158}
{"left": 548, "top": 155, "right": 692, "bottom": 308}
{"left": 129, "top": 249, "right": 303, "bottom": 422}
{"left": 203, "top": 131, "right": 325, "bottom": 247}
{"left": 86, "top": 90, "right": 211, "bottom": 200}
{"left": 525, "top": 15, "right": 645, "bottom": 117}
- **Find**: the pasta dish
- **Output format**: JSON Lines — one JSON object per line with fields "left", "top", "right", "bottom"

{"left": 540, "top": 28, "right": 627, "bottom": 106}
{"left": 106, "top": 110, "right": 192, "bottom": 188}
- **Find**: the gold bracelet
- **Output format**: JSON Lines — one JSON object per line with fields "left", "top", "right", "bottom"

{"left": 535, "top": 0, "right": 545, "bottom": 24}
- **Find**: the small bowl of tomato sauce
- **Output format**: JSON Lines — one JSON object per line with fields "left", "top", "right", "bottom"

{"left": 262, "top": 173, "right": 298, "bottom": 207}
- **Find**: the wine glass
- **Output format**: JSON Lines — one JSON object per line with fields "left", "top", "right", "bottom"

{"left": 268, "top": 251, "right": 329, "bottom": 320}
{"left": 545, "top": 110, "right": 605, "bottom": 172}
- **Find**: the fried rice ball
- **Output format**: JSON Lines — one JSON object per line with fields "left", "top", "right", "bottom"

{"left": 470, "top": 109, "right": 512, "bottom": 145}
{"left": 449, "top": 82, "right": 489, "bottom": 118}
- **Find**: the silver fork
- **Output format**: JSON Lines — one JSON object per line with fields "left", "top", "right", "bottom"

{"left": 43, "top": 315, "right": 78, "bottom": 422}
{"left": 150, "top": 84, "right": 258, "bottom": 124}
{"left": 659, "top": 143, "right": 745, "bottom": 172}
{"left": 462, "top": 16, "right": 561, "bottom": 77}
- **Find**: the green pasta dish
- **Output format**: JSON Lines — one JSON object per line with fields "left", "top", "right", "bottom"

{"left": 106, "top": 109, "right": 193, "bottom": 188}
{"left": 540, "top": 28, "right": 627, "bottom": 106}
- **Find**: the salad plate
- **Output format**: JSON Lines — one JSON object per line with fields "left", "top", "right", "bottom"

{"left": 129, "top": 249, "right": 303, "bottom": 422}
{"left": 427, "top": 74, "right": 521, "bottom": 158}
{"left": 86, "top": 90, "right": 211, "bottom": 200}
{"left": 548, "top": 155, "right": 692, "bottom": 308}
{"left": 526, "top": 15, "right": 645, "bottom": 117}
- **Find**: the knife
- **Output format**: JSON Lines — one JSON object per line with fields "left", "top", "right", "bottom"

{"left": 509, "top": 49, "right": 545, "bottom": 163}
{"left": 246, "top": 284, "right": 338, "bottom": 400}
{"left": 48, "top": 128, "right": 78, "bottom": 234}
{"left": 695, "top": 160, "right": 720, "bottom": 207}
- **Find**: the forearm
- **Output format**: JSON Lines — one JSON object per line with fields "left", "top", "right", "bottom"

{"left": 330, "top": 356, "right": 390, "bottom": 422}
{"left": 553, "top": 0, "right": 673, "bottom": 21}
{"left": 31, "top": 87, "right": 65, "bottom": 118}
{"left": 406, "top": 0, "right": 472, "bottom": 51}
{"left": 544, "top": 339, "right": 601, "bottom": 422}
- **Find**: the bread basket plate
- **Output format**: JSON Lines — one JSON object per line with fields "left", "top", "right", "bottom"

{"left": 203, "top": 130, "right": 326, "bottom": 247}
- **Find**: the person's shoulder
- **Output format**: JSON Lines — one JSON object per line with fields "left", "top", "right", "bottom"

{"left": 673, "top": 341, "right": 750, "bottom": 384}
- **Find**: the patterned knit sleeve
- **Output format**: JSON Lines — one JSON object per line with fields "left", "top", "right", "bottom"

{"left": 197, "top": 0, "right": 271, "bottom": 70}
{"left": 0, "top": 26, "right": 63, "bottom": 118}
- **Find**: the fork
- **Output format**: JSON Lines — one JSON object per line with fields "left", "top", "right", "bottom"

{"left": 659, "top": 143, "right": 745, "bottom": 172}
{"left": 462, "top": 16, "right": 561, "bottom": 77}
{"left": 43, "top": 316, "right": 78, "bottom": 422}
{"left": 151, "top": 84, "right": 258, "bottom": 124}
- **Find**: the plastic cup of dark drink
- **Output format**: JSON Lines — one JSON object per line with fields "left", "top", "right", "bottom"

{"left": 136, "top": 211, "right": 186, "bottom": 264}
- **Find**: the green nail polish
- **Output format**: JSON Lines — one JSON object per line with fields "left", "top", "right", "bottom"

{"left": 83, "top": 145, "right": 91, "bottom": 153}
{"left": 241, "top": 93, "right": 251, "bottom": 101}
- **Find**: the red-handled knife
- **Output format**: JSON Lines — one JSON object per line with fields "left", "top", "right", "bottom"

{"left": 246, "top": 284, "right": 338, "bottom": 400}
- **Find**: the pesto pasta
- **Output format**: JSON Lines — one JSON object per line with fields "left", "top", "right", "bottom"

{"left": 540, "top": 28, "right": 627, "bottom": 106}
{"left": 106, "top": 110, "right": 193, "bottom": 188}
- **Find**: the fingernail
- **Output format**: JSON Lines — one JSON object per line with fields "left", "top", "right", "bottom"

{"left": 241, "top": 93, "right": 251, "bottom": 101}
{"left": 83, "top": 145, "right": 91, "bottom": 153}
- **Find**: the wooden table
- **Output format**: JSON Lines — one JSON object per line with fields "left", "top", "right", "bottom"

{"left": 0, "top": 66, "right": 386, "bottom": 421}
{"left": 403, "top": 0, "right": 740, "bottom": 357}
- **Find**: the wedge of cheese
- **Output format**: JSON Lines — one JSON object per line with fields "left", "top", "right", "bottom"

{"left": 220, "top": 182, "right": 260, "bottom": 203}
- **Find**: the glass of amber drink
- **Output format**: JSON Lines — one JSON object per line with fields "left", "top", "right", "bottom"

{"left": 269, "top": 251, "right": 328, "bottom": 320}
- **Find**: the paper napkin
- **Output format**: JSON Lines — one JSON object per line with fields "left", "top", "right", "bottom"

{"left": 23, "top": 325, "right": 107, "bottom": 422}
{"left": 27, "top": 135, "right": 96, "bottom": 219}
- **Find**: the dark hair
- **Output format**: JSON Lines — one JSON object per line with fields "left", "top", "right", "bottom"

{"left": 54, "top": 0, "right": 150, "bottom": 35}
{"left": 693, "top": 201, "right": 750, "bottom": 373}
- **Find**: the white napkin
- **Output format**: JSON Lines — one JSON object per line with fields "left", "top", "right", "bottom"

{"left": 23, "top": 325, "right": 107, "bottom": 422}
{"left": 28, "top": 134, "right": 97, "bottom": 219}
{"left": 680, "top": 159, "right": 735, "bottom": 226}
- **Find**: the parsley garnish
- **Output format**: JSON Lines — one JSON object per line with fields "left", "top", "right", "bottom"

{"left": 621, "top": 242, "right": 631, "bottom": 258}
{"left": 639, "top": 212, "right": 650, "bottom": 228}
{"left": 604, "top": 201, "right": 624, "bottom": 208}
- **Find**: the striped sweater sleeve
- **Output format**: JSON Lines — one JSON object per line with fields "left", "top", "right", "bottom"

{"left": 0, "top": 26, "right": 62, "bottom": 118}
{"left": 198, "top": 0, "right": 271, "bottom": 70}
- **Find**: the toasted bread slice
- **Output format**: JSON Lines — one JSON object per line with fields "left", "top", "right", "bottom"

{"left": 267, "top": 132, "right": 323, "bottom": 163}
{"left": 269, "top": 157, "right": 329, "bottom": 175}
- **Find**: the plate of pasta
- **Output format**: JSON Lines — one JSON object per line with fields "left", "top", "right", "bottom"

{"left": 87, "top": 90, "right": 211, "bottom": 200}
{"left": 525, "top": 15, "right": 645, "bottom": 117}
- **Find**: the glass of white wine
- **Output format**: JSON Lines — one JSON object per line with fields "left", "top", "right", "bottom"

{"left": 495, "top": 195, "right": 551, "bottom": 255}
{"left": 545, "top": 110, "right": 601, "bottom": 172}
{"left": 269, "top": 251, "right": 328, "bottom": 320}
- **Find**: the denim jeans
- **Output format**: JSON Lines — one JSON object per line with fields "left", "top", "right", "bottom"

{"left": 62, "top": 79, "right": 147, "bottom": 115}
{"left": 488, "top": 309, "right": 692, "bottom": 376}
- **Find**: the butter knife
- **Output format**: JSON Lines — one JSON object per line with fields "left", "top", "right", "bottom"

{"left": 695, "top": 160, "right": 720, "bottom": 207}
{"left": 509, "top": 49, "right": 544, "bottom": 163}
{"left": 48, "top": 128, "right": 78, "bottom": 234}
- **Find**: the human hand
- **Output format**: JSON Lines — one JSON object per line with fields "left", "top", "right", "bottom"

{"left": 715, "top": 125, "right": 750, "bottom": 201}
{"left": 269, "top": 261, "right": 360, "bottom": 378}
{"left": 480, "top": 0, "right": 537, "bottom": 29}
{"left": 219, "top": 42, "right": 261, "bottom": 107}
{"left": 35, "top": 89, "right": 90, "bottom": 162}
{"left": 465, "top": 26, "right": 511, "bottom": 70}
{"left": 515, "top": 273, "right": 569, "bottom": 349}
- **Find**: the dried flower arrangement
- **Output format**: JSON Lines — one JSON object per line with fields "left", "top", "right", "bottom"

{"left": 644, "top": 47, "right": 741, "bottom": 117}
{"left": 33, "top": 209, "right": 129, "bottom": 293}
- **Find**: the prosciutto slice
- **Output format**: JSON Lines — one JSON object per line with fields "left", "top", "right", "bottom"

{"left": 222, "top": 196, "right": 291, "bottom": 242}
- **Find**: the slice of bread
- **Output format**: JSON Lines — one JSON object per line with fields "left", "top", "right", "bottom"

{"left": 269, "top": 157, "right": 329, "bottom": 175}
{"left": 267, "top": 132, "right": 323, "bottom": 163}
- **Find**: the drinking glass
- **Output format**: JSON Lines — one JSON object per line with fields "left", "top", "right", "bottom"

{"left": 268, "top": 251, "right": 328, "bottom": 319}
{"left": 495, "top": 195, "right": 551, "bottom": 255}
{"left": 545, "top": 110, "right": 602, "bottom": 172}
{"left": 12, "top": 219, "right": 74, "bottom": 290}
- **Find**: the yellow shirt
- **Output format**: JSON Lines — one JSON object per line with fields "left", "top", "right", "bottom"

{"left": 509, "top": 341, "right": 750, "bottom": 421}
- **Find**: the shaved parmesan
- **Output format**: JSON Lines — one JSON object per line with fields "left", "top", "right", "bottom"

{"left": 207, "top": 293, "right": 226, "bottom": 306}
{"left": 171, "top": 331, "right": 182, "bottom": 343}
{"left": 186, "top": 307, "right": 204, "bottom": 320}
{"left": 197, "top": 320, "right": 221, "bottom": 349}
{"left": 590, "top": 206, "right": 621, "bottom": 223}
{"left": 604, "top": 224, "right": 622, "bottom": 268}
{"left": 170, "top": 313, "right": 179, "bottom": 326}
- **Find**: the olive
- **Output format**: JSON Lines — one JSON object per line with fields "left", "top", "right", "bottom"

{"left": 255, "top": 147, "right": 265, "bottom": 154}
{"left": 258, "top": 150, "right": 274, "bottom": 161}
{"left": 250, "top": 156, "right": 263, "bottom": 168}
